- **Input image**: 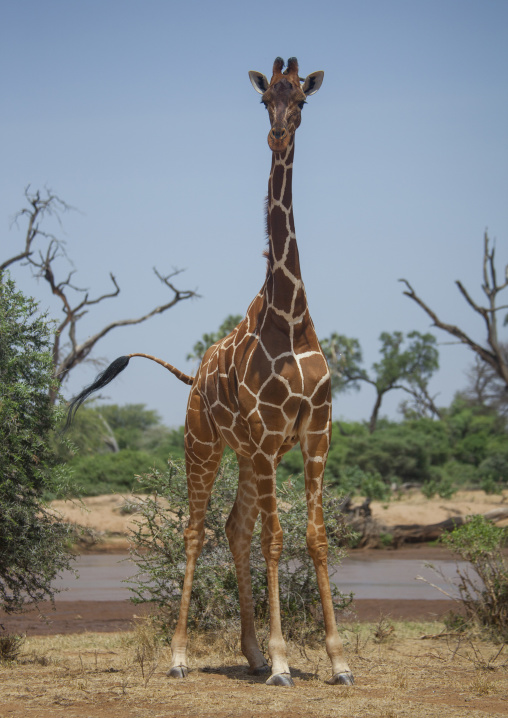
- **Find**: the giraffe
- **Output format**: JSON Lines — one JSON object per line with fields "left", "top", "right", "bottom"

{"left": 66, "top": 57, "right": 353, "bottom": 687}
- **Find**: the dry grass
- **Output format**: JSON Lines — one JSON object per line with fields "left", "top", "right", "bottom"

{"left": 0, "top": 620, "right": 507, "bottom": 717}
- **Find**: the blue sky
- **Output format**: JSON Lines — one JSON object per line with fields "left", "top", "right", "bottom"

{"left": 2, "top": 0, "right": 507, "bottom": 428}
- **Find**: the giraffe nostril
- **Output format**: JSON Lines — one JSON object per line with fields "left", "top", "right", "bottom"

{"left": 270, "top": 128, "right": 287, "bottom": 140}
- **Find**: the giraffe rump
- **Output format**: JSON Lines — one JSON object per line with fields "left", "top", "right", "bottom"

{"left": 64, "top": 355, "right": 131, "bottom": 431}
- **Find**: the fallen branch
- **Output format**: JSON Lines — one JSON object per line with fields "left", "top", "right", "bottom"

{"left": 340, "top": 500, "right": 508, "bottom": 548}
{"left": 392, "top": 507, "right": 508, "bottom": 543}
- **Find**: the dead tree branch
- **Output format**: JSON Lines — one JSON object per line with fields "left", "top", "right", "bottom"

{"left": 400, "top": 232, "right": 508, "bottom": 388}
{"left": 2, "top": 188, "right": 198, "bottom": 403}
{"left": 1, "top": 187, "right": 72, "bottom": 271}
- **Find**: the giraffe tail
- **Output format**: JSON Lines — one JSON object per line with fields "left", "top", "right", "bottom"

{"left": 64, "top": 354, "right": 194, "bottom": 431}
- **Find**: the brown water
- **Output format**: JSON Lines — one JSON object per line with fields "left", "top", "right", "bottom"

{"left": 55, "top": 554, "right": 464, "bottom": 602}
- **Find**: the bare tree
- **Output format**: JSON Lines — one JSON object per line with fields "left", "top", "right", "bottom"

{"left": 2, "top": 188, "right": 198, "bottom": 402}
{"left": 400, "top": 232, "right": 508, "bottom": 390}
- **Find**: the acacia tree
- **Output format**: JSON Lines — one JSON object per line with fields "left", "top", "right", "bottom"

{"left": 2, "top": 188, "right": 198, "bottom": 402}
{"left": 0, "top": 272, "right": 74, "bottom": 613}
{"left": 321, "top": 330, "right": 440, "bottom": 432}
{"left": 186, "top": 314, "right": 243, "bottom": 365}
{"left": 400, "top": 232, "right": 508, "bottom": 390}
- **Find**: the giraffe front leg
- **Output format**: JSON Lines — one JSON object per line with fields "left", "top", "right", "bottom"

{"left": 303, "top": 441, "right": 354, "bottom": 686}
{"left": 257, "top": 470, "right": 294, "bottom": 687}
{"left": 225, "top": 457, "right": 268, "bottom": 675}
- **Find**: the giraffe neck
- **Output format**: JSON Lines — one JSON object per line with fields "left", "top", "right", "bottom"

{"left": 264, "top": 138, "right": 308, "bottom": 325}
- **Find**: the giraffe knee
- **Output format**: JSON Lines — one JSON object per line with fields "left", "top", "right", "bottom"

{"left": 261, "top": 541, "right": 283, "bottom": 564}
{"left": 307, "top": 539, "right": 328, "bottom": 566}
{"left": 183, "top": 527, "right": 204, "bottom": 557}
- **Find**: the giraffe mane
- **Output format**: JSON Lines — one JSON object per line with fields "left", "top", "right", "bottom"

{"left": 263, "top": 193, "right": 272, "bottom": 275}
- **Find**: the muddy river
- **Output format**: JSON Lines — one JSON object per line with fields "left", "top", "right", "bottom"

{"left": 55, "top": 554, "right": 464, "bottom": 602}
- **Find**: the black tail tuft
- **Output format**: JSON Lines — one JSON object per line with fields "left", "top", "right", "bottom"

{"left": 64, "top": 356, "right": 131, "bottom": 432}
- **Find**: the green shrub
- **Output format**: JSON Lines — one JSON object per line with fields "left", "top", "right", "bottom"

{"left": 440, "top": 459, "right": 478, "bottom": 489}
{"left": 345, "top": 431, "right": 431, "bottom": 484}
{"left": 276, "top": 448, "right": 305, "bottom": 488}
{"left": 442, "top": 515, "right": 508, "bottom": 641}
{"left": 334, "top": 466, "right": 391, "bottom": 500}
{"left": 405, "top": 417, "right": 451, "bottom": 465}
{"left": 421, "top": 468, "right": 456, "bottom": 499}
{"left": 446, "top": 402, "right": 506, "bottom": 467}
{"left": 0, "top": 273, "right": 74, "bottom": 613}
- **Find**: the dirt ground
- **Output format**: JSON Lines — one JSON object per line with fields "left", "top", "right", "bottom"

{"left": 1, "top": 622, "right": 507, "bottom": 717}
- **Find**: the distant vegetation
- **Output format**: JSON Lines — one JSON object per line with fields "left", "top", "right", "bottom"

{"left": 59, "top": 393, "right": 507, "bottom": 499}
{"left": 55, "top": 403, "right": 184, "bottom": 497}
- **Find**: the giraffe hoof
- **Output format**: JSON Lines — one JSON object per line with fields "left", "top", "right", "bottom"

{"left": 326, "top": 671, "right": 354, "bottom": 685}
{"left": 167, "top": 665, "right": 188, "bottom": 679}
{"left": 266, "top": 672, "right": 295, "bottom": 687}
{"left": 251, "top": 663, "right": 270, "bottom": 676}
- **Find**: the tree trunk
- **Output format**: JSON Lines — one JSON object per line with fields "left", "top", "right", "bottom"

{"left": 369, "top": 391, "right": 384, "bottom": 433}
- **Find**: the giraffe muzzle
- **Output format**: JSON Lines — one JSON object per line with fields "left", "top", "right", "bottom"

{"left": 268, "top": 126, "right": 290, "bottom": 152}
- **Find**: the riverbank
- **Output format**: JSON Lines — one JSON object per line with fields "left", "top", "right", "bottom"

{"left": 4, "top": 489, "right": 501, "bottom": 637}
{"left": 1, "top": 597, "right": 459, "bottom": 636}
{"left": 51, "top": 488, "right": 508, "bottom": 555}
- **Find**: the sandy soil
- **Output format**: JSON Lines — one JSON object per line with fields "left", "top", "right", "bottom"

{"left": 50, "top": 489, "right": 508, "bottom": 554}
{"left": 368, "top": 488, "right": 508, "bottom": 528}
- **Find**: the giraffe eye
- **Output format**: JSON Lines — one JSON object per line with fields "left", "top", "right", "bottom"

{"left": 298, "top": 101, "right": 306, "bottom": 110}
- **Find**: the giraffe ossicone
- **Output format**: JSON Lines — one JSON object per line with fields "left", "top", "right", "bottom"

{"left": 66, "top": 57, "right": 353, "bottom": 687}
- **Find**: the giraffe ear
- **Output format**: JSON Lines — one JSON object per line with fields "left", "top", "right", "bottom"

{"left": 302, "top": 71, "right": 324, "bottom": 96}
{"left": 249, "top": 71, "right": 269, "bottom": 94}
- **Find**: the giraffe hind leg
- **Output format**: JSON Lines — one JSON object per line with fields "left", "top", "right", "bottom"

{"left": 168, "top": 399, "right": 224, "bottom": 678}
{"left": 225, "top": 457, "right": 268, "bottom": 675}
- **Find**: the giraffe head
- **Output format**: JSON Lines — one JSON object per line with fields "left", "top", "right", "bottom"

{"left": 249, "top": 57, "right": 324, "bottom": 153}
